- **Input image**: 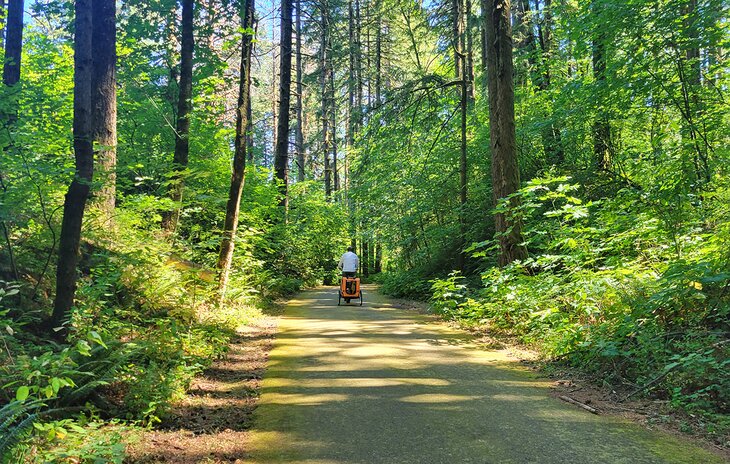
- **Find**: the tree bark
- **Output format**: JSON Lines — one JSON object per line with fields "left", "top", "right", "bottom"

{"left": 0, "top": 0, "right": 6, "bottom": 53}
{"left": 348, "top": 0, "right": 355, "bottom": 145}
{"left": 453, "top": 0, "right": 464, "bottom": 80}
{"left": 455, "top": 0, "right": 468, "bottom": 271}
{"left": 375, "top": 0, "right": 382, "bottom": 106}
{"left": 52, "top": 0, "right": 94, "bottom": 328}
{"left": 465, "top": 0, "right": 475, "bottom": 101}
{"left": 355, "top": 0, "right": 363, "bottom": 133}
{"left": 217, "top": 0, "right": 255, "bottom": 299}
{"left": 275, "top": 0, "right": 293, "bottom": 210}
{"left": 2, "top": 0, "right": 23, "bottom": 124}
{"left": 485, "top": 0, "right": 527, "bottom": 266}
{"left": 2, "top": 0, "right": 22, "bottom": 87}
{"left": 92, "top": 0, "right": 117, "bottom": 217}
{"left": 458, "top": 55, "right": 468, "bottom": 272}
{"left": 518, "top": 0, "right": 563, "bottom": 165}
{"left": 591, "top": 0, "right": 610, "bottom": 171}
{"left": 246, "top": 94, "right": 254, "bottom": 164}
{"left": 479, "top": 0, "right": 488, "bottom": 93}
{"left": 681, "top": 0, "right": 709, "bottom": 184}
{"left": 375, "top": 240, "right": 382, "bottom": 273}
{"left": 295, "top": 0, "right": 305, "bottom": 182}
{"left": 163, "top": 0, "right": 194, "bottom": 231}
{"left": 320, "top": 4, "right": 332, "bottom": 198}
{"left": 329, "top": 64, "right": 339, "bottom": 191}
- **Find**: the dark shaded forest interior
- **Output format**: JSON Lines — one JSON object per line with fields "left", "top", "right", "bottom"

{"left": 0, "top": 0, "right": 728, "bottom": 461}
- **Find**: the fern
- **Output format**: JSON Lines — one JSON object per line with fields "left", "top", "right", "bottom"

{"left": 0, "top": 400, "right": 43, "bottom": 461}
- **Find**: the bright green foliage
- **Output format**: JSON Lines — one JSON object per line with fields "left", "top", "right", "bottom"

{"left": 429, "top": 177, "right": 730, "bottom": 433}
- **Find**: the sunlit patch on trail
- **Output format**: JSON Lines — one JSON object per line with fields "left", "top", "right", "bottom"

{"left": 399, "top": 393, "right": 484, "bottom": 403}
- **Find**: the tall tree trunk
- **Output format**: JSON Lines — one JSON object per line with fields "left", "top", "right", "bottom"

{"left": 591, "top": 0, "right": 610, "bottom": 171}
{"left": 375, "top": 0, "right": 382, "bottom": 107}
{"left": 217, "top": 0, "right": 255, "bottom": 299}
{"left": 465, "top": 0, "right": 475, "bottom": 101}
{"left": 681, "top": 0, "right": 709, "bottom": 184}
{"left": 347, "top": 0, "right": 355, "bottom": 146}
{"left": 295, "top": 0, "right": 305, "bottom": 182}
{"left": 52, "top": 0, "right": 94, "bottom": 328}
{"left": 329, "top": 65, "right": 339, "bottom": 191}
{"left": 246, "top": 95, "right": 254, "bottom": 164}
{"left": 455, "top": 0, "right": 468, "bottom": 271}
{"left": 163, "top": 0, "right": 194, "bottom": 231}
{"left": 375, "top": 240, "right": 382, "bottom": 273}
{"left": 355, "top": 0, "right": 363, "bottom": 133}
{"left": 518, "top": 0, "right": 563, "bottom": 165}
{"left": 485, "top": 0, "right": 527, "bottom": 266}
{"left": 320, "top": 4, "right": 332, "bottom": 198}
{"left": 458, "top": 56, "right": 468, "bottom": 272}
{"left": 3, "top": 0, "right": 22, "bottom": 86}
{"left": 92, "top": 0, "right": 117, "bottom": 217}
{"left": 0, "top": 0, "right": 6, "bottom": 52}
{"left": 274, "top": 0, "right": 293, "bottom": 209}
{"left": 3, "top": 0, "right": 23, "bottom": 123}
{"left": 452, "top": 0, "right": 464, "bottom": 80}
{"left": 479, "top": 0, "right": 488, "bottom": 93}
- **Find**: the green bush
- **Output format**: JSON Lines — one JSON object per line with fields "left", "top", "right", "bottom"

{"left": 429, "top": 177, "right": 730, "bottom": 432}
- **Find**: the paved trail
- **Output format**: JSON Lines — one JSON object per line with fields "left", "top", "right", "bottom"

{"left": 246, "top": 287, "right": 725, "bottom": 464}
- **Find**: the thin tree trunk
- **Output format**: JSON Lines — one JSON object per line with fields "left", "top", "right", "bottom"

{"left": 375, "top": 0, "right": 382, "bottom": 106}
{"left": 163, "top": 0, "right": 194, "bottom": 231}
{"left": 591, "top": 0, "right": 610, "bottom": 171}
{"left": 246, "top": 95, "right": 254, "bottom": 164}
{"left": 375, "top": 240, "right": 382, "bottom": 273}
{"left": 458, "top": 56, "right": 468, "bottom": 272}
{"left": 92, "top": 0, "right": 117, "bottom": 217}
{"left": 295, "top": 0, "right": 305, "bottom": 182}
{"left": 485, "top": 0, "right": 527, "bottom": 266}
{"left": 453, "top": 0, "right": 464, "bottom": 80}
{"left": 217, "top": 0, "right": 255, "bottom": 299}
{"left": 52, "top": 0, "right": 94, "bottom": 328}
{"left": 480, "top": 0, "right": 488, "bottom": 93}
{"left": 455, "top": 0, "right": 468, "bottom": 271}
{"left": 320, "top": 3, "right": 332, "bottom": 198}
{"left": 681, "top": 0, "right": 709, "bottom": 184}
{"left": 465, "top": 0, "right": 475, "bottom": 101}
{"left": 519, "top": 0, "right": 563, "bottom": 165}
{"left": 348, "top": 0, "right": 355, "bottom": 146}
{"left": 355, "top": 0, "right": 363, "bottom": 132}
{"left": 329, "top": 65, "right": 339, "bottom": 191}
{"left": 274, "top": 0, "right": 293, "bottom": 209}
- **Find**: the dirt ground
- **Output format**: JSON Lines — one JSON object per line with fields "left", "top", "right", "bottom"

{"left": 125, "top": 317, "right": 277, "bottom": 464}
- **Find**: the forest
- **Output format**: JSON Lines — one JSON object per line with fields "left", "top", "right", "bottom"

{"left": 0, "top": 0, "right": 728, "bottom": 461}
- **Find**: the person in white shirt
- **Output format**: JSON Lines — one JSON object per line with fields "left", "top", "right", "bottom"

{"left": 338, "top": 246, "right": 359, "bottom": 277}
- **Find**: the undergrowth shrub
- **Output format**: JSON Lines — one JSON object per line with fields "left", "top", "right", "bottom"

{"left": 379, "top": 270, "right": 433, "bottom": 300}
{"left": 429, "top": 176, "right": 730, "bottom": 435}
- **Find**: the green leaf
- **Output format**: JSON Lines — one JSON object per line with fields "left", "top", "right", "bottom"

{"left": 88, "top": 330, "right": 108, "bottom": 349}
{"left": 16, "top": 386, "right": 30, "bottom": 402}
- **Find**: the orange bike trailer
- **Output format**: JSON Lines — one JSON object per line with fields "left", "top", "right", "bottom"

{"left": 338, "top": 277, "right": 363, "bottom": 306}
